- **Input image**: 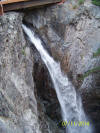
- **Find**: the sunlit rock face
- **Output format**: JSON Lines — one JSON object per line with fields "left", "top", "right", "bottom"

{"left": 24, "top": 0, "right": 100, "bottom": 132}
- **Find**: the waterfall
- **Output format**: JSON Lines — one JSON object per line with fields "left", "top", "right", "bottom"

{"left": 22, "top": 24, "right": 93, "bottom": 133}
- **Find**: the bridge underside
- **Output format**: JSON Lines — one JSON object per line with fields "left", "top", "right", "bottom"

{"left": 0, "top": 0, "right": 61, "bottom": 13}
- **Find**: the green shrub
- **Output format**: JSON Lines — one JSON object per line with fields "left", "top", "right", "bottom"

{"left": 73, "top": 5, "right": 78, "bottom": 9}
{"left": 92, "top": 0, "right": 100, "bottom": 6}
{"left": 78, "top": 0, "right": 85, "bottom": 5}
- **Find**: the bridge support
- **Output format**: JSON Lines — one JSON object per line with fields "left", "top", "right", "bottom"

{"left": 0, "top": 4, "right": 3, "bottom": 15}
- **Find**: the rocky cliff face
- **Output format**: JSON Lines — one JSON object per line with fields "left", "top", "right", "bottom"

{"left": 0, "top": 13, "right": 42, "bottom": 133}
{"left": 0, "top": 0, "right": 100, "bottom": 133}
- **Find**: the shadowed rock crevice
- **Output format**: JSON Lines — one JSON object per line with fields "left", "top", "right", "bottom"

{"left": 32, "top": 50, "right": 64, "bottom": 133}
{"left": 33, "top": 51, "right": 62, "bottom": 123}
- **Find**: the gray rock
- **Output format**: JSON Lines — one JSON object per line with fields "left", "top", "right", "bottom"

{"left": 0, "top": 12, "right": 41, "bottom": 133}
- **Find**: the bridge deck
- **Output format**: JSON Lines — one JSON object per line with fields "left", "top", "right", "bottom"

{"left": 0, "top": 0, "right": 61, "bottom": 12}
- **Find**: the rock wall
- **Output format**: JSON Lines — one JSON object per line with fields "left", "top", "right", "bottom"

{"left": 0, "top": 12, "right": 42, "bottom": 133}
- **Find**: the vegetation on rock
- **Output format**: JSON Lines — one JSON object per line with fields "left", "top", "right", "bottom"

{"left": 78, "top": 0, "right": 85, "bottom": 5}
{"left": 78, "top": 48, "right": 100, "bottom": 80}
{"left": 93, "top": 48, "right": 100, "bottom": 57}
{"left": 92, "top": 0, "right": 100, "bottom": 6}
{"left": 80, "top": 66, "right": 100, "bottom": 80}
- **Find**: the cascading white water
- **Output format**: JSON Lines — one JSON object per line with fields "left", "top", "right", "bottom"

{"left": 22, "top": 24, "right": 93, "bottom": 133}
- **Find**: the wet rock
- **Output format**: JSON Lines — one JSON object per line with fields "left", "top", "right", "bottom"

{"left": 33, "top": 53, "right": 62, "bottom": 122}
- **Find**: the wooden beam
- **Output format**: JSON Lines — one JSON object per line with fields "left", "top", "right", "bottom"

{"left": 0, "top": 0, "right": 29, "bottom": 5}
{"left": 3, "top": 0, "right": 61, "bottom": 12}
{"left": 0, "top": 4, "right": 3, "bottom": 15}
